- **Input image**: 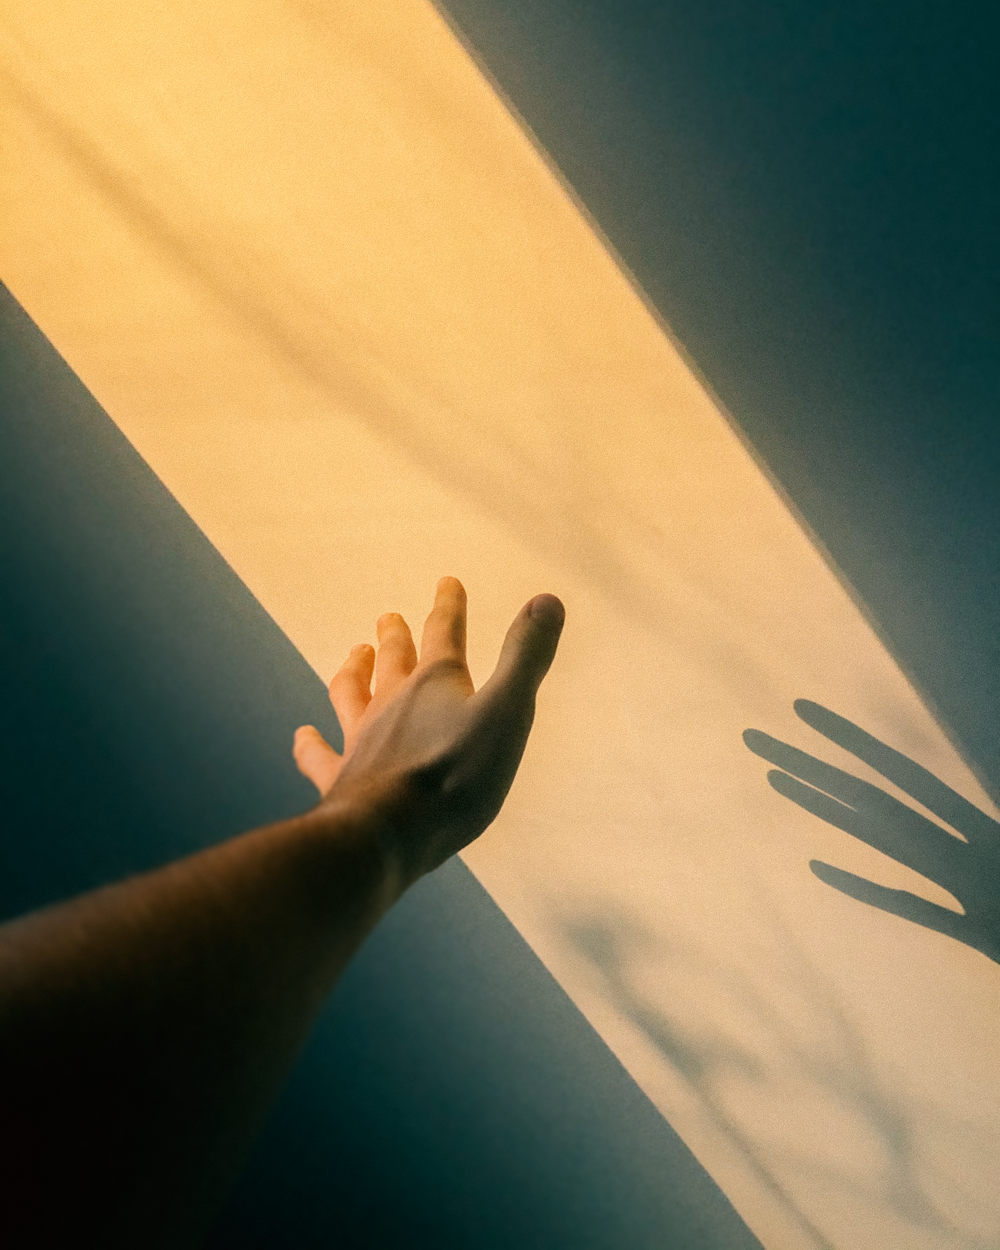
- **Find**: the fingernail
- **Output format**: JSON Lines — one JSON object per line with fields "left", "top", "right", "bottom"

{"left": 529, "top": 594, "right": 565, "bottom": 626}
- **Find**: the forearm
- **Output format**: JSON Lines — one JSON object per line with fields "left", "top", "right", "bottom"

{"left": 0, "top": 580, "right": 564, "bottom": 1247}
{"left": 0, "top": 798, "right": 400, "bottom": 1247}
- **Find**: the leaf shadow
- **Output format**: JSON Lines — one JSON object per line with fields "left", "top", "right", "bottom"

{"left": 559, "top": 906, "right": 1000, "bottom": 1250}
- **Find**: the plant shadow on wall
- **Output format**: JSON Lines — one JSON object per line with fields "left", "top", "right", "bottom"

{"left": 558, "top": 699, "right": 1000, "bottom": 1249}
{"left": 562, "top": 912, "right": 999, "bottom": 1250}
{"left": 744, "top": 699, "right": 1000, "bottom": 966}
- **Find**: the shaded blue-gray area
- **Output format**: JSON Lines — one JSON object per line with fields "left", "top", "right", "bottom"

{"left": 0, "top": 283, "right": 760, "bottom": 1247}
{"left": 438, "top": 0, "right": 1000, "bottom": 799}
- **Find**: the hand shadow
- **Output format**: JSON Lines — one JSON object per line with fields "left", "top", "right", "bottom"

{"left": 744, "top": 700, "right": 1000, "bottom": 964}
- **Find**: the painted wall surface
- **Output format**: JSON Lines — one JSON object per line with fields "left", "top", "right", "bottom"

{"left": 2, "top": 3, "right": 997, "bottom": 1247}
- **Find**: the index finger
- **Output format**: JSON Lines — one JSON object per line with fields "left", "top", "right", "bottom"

{"left": 419, "top": 576, "right": 468, "bottom": 667}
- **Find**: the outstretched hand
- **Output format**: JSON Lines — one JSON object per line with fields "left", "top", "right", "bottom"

{"left": 293, "top": 577, "right": 564, "bottom": 885}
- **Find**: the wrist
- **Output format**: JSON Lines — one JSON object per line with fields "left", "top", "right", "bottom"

{"left": 295, "top": 780, "right": 415, "bottom": 913}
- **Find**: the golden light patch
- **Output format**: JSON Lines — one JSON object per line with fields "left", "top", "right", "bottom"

{"left": 3, "top": 4, "right": 998, "bottom": 1246}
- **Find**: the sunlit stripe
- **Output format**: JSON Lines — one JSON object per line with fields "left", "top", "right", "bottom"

{"left": 2, "top": 3, "right": 998, "bottom": 1246}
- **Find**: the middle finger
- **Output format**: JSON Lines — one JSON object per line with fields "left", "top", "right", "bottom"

{"left": 419, "top": 576, "right": 468, "bottom": 668}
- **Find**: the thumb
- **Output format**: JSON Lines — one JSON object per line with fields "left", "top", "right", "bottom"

{"left": 293, "top": 724, "right": 344, "bottom": 796}
{"left": 481, "top": 594, "right": 565, "bottom": 703}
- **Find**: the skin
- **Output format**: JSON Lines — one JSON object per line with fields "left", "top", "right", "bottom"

{"left": 0, "top": 577, "right": 564, "bottom": 1248}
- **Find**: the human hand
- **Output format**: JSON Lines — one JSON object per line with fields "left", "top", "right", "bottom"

{"left": 293, "top": 577, "right": 564, "bottom": 887}
{"left": 744, "top": 700, "right": 1000, "bottom": 964}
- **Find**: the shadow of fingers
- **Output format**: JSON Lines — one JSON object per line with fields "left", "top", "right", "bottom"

{"left": 766, "top": 768, "right": 967, "bottom": 893}
{"left": 809, "top": 859, "right": 970, "bottom": 947}
{"left": 794, "top": 701, "right": 1000, "bottom": 848}
{"left": 745, "top": 714, "right": 1000, "bottom": 964}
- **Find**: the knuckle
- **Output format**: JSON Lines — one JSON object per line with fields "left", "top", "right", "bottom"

{"left": 421, "top": 656, "right": 467, "bottom": 679}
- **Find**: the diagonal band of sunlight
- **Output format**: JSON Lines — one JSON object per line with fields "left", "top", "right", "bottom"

{"left": 1, "top": 18, "right": 763, "bottom": 662}
{"left": 3, "top": 3, "right": 999, "bottom": 1248}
